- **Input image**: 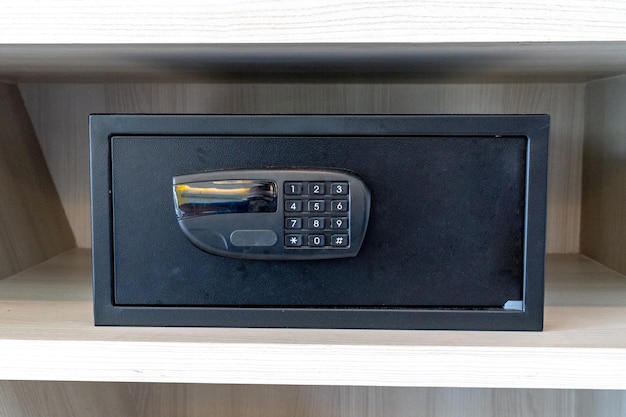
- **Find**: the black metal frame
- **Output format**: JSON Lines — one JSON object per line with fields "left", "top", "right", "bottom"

{"left": 90, "top": 115, "right": 549, "bottom": 330}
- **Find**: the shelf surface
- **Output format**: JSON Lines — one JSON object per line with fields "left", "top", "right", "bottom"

{"left": 0, "top": 249, "right": 625, "bottom": 389}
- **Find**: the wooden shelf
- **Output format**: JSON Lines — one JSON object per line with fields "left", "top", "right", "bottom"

{"left": 2, "top": 1, "right": 625, "bottom": 44}
{"left": 0, "top": 2, "right": 625, "bottom": 414}
{"left": 0, "top": 250, "right": 624, "bottom": 389}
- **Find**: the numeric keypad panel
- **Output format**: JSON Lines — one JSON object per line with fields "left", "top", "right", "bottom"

{"left": 284, "top": 181, "right": 351, "bottom": 250}
{"left": 174, "top": 169, "right": 369, "bottom": 260}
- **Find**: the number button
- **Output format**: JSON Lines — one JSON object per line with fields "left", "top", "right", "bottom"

{"left": 308, "top": 182, "right": 325, "bottom": 195}
{"left": 331, "top": 200, "right": 348, "bottom": 212}
{"left": 308, "top": 200, "right": 325, "bottom": 212}
{"left": 331, "top": 217, "right": 349, "bottom": 229}
{"left": 285, "top": 218, "right": 302, "bottom": 229}
{"left": 331, "top": 182, "right": 349, "bottom": 195}
{"left": 308, "top": 217, "right": 325, "bottom": 229}
{"left": 285, "top": 200, "right": 302, "bottom": 212}
{"left": 285, "top": 234, "right": 303, "bottom": 247}
{"left": 308, "top": 235, "right": 325, "bottom": 247}
{"left": 284, "top": 182, "right": 302, "bottom": 195}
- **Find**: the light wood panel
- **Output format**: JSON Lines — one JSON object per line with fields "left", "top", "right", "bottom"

{"left": 2, "top": 1, "right": 626, "bottom": 43}
{"left": 18, "top": 84, "right": 105, "bottom": 248}
{"left": 19, "top": 82, "right": 584, "bottom": 252}
{"left": 0, "top": 83, "right": 75, "bottom": 279}
{"left": 582, "top": 75, "right": 626, "bottom": 275}
{"left": 0, "top": 381, "right": 137, "bottom": 417}
{"left": 127, "top": 384, "right": 626, "bottom": 417}
{"left": 1, "top": 382, "right": 624, "bottom": 417}
{"left": 0, "top": 250, "right": 624, "bottom": 388}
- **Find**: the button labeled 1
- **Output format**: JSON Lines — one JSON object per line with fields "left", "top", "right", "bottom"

{"left": 285, "top": 182, "right": 302, "bottom": 195}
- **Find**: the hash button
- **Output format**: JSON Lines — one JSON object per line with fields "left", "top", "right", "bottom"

{"left": 331, "top": 234, "right": 349, "bottom": 247}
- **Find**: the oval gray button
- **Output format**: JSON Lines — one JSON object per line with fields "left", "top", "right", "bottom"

{"left": 230, "top": 230, "right": 278, "bottom": 247}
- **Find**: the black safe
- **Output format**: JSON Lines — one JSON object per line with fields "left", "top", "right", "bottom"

{"left": 90, "top": 115, "right": 549, "bottom": 330}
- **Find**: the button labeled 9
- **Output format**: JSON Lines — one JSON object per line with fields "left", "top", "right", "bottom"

{"left": 331, "top": 217, "right": 348, "bottom": 229}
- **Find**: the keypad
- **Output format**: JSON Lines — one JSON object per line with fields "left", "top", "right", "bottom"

{"left": 283, "top": 181, "right": 350, "bottom": 249}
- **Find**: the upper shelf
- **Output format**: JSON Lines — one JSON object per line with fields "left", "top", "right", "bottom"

{"left": 2, "top": 1, "right": 626, "bottom": 44}
{"left": 2, "top": 2, "right": 626, "bottom": 82}
{"left": 0, "top": 250, "right": 625, "bottom": 389}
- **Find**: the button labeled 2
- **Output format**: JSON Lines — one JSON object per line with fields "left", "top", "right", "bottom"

{"left": 173, "top": 169, "right": 371, "bottom": 260}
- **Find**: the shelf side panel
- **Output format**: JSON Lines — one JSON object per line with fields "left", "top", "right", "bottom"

{"left": 0, "top": 83, "right": 75, "bottom": 279}
{"left": 582, "top": 75, "right": 626, "bottom": 275}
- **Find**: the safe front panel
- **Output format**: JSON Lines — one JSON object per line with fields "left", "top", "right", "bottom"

{"left": 91, "top": 115, "right": 548, "bottom": 330}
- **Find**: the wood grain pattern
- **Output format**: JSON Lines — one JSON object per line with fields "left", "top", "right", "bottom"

{"left": 0, "top": 83, "right": 75, "bottom": 279}
{"left": 19, "top": 82, "right": 584, "bottom": 252}
{"left": 2, "top": 339, "right": 625, "bottom": 389}
{"left": 581, "top": 75, "right": 626, "bottom": 275}
{"left": 0, "top": 251, "right": 624, "bottom": 388}
{"left": 1, "top": 1, "right": 626, "bottom": 43}
{"left": 128, "top": 384, "right": 626, "bottom": 417}
{"left": 0, "top": 381, "right": 137, "bottom": 417}
{"left": 1, "top": 382, "right": 625, "bottom": 417}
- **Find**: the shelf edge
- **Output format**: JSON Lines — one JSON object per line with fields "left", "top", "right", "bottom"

{"left": 2, "top": 339, "right": 625, "bottom": 389}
